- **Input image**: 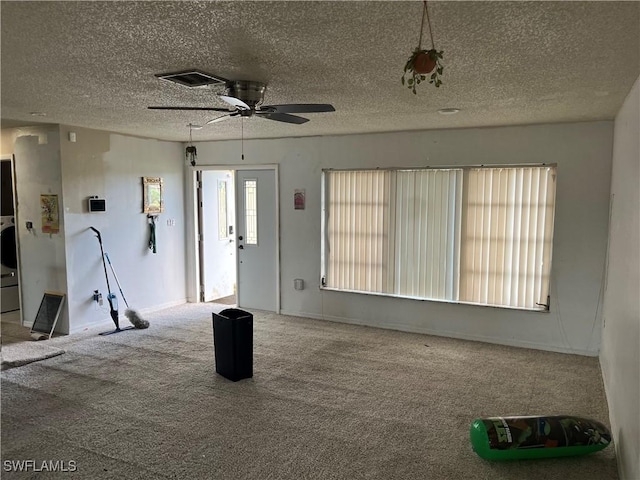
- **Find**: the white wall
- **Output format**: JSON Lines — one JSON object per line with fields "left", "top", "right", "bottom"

{"left": 600, "top": 78, "right": 639, "bottom": 480}
{"left": 1, "top": 125, "right": 186, "bottom": 333}
{"left": 191, "top": 121, "right": 613, "bottom": 355}
{"left": 59, "top": 126, "right": 187, "bottom": 333}
{"left": 5, "top": 126, "right": 69, "bottom": 331}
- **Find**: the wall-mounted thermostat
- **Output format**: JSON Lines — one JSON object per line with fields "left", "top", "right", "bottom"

{"left": 87, "top": 196, "right": 106, "bottom": 212}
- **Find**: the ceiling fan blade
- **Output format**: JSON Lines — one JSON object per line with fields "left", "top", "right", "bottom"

{"left": 206, "top": 112, "right": 240, "bottom": 125}
{"left": 218, "top": 95, "right": 251, "bottom": 110}
{"left": 258, "top": 112, "right": 309, "bottom": 125}
{"left": 148, "top": 106, "right": 230, "bottom": 111}
{"left": 261, "top": 104, "right": 335, "bottom": 114}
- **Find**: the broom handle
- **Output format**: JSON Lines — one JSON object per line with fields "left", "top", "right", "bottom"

{"left": 104, "top": 253, "right": 130, "bottom": 309}
{"left": 90, "top": 227, "right": 112, "bottom": 296}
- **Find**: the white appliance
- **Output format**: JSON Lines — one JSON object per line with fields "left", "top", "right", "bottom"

{"left": 1, "top": 215, "right": 20, "bottom": 313}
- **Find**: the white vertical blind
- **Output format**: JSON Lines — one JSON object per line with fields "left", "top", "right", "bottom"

{"left": 327, "top": 170, "right": 390, "bottom": 292}
{"left": 460, "top": 166, "right": 556, "bottom": 309}
{"left": 394, "top": 169, "right": 462, "bottom": 300}
{"left": 324, "top": 166, "right": 556, "bottom": 310}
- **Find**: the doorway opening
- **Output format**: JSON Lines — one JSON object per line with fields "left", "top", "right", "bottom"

{"left": 197, "top": 170, "right": 237, "bottom": 305}
{"left": 195, "top": 166, "right": 279, "bottom": 313}
{"left": 1, "top": 155, "right": 21, "bottom": 324}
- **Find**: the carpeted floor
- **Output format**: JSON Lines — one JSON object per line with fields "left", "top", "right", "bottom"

{"left": 210, "top": 295, "right": 236, "bottom": 306}
{"left": 1, "top": 319, "right": 66, "bottom": 370}
{"left": 1, "top": 320, "right": 33, "bottom": 345}
{"left": 1, "top": 303, "right": 617, "bottom": 479}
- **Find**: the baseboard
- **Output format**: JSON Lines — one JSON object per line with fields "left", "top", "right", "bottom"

{"left": 68, "top": 299, "right": 187, "bottom": 335}
{"left": 599, "top": 356, "right": 629, "bottom": 479}
{"left": 69, "top": 316, "right": 116, "bottom": 335}
{"left": 279, "top": 309, "right": 598, "bottom": 357}
{"left": 133, "top": 299, "right": 187, "bottom": 315}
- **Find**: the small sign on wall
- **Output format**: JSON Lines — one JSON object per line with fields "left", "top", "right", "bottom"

{"left": 294, "top": 189, "right": 305, "bottom": 210}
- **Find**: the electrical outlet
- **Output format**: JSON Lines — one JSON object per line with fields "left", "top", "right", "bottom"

{"left": 93, "top": 290, "right": 103, "bottom": 305}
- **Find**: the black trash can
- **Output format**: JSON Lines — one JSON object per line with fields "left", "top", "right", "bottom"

{"left": 212, "top": 308, "right": 253, "bottom": 381}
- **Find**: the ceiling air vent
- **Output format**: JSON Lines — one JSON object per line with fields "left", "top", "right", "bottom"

{"left": 155, "top": 70, "right": 227, "bottom": 88}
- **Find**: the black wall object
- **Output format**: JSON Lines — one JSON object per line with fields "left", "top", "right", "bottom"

{"left": 31, "top": 291, "right": 65, "bottom": 339}
{"left": 1, "top": 160, "right": 15, "bottom": 216}
{"left": 88, "top": 197, "right": 106, "bottom": 212}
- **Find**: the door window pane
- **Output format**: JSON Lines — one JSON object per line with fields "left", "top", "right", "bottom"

{"left": 218, "top": 180, "right": 228, "bottom": 240}
{"left": 244, "top": 180, "right": 258, "bottom": 245}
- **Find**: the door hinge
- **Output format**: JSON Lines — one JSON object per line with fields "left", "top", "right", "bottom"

{"left": 200, "top": 289, "right": 205, "bottom": 302}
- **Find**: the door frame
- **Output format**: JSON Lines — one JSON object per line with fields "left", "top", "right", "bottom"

{"left": 187, "top": 164, "right": 280, "bottom": 313}
{"left": 1, "top": 154, "right": 23, "bottom": 324}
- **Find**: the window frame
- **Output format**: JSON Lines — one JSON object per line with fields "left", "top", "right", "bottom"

{"left": 321, "top": 164, "right": 557, "bottom": 312}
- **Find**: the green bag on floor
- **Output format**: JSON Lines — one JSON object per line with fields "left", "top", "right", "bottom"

{"left": 470, "top": 415, "right": 611, "bottom": 461}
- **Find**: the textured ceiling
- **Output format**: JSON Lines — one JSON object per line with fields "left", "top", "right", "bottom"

{"left": 1, "top": 1, "right": 638, "bottom": 142}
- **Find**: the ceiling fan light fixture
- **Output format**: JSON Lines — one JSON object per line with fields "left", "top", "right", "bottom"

{"left": 150, "top": 77, "right": 335, "bottom": 126}
{"left": 437, "top": 108, "right": 460, "bottom": 115}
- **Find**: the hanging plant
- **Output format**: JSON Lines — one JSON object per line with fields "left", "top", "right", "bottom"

{"left": 403, "top": 48, "right": 444, "bottom": 93}
{"left": 401, "top": 1, "right": 444, "bottom": 94}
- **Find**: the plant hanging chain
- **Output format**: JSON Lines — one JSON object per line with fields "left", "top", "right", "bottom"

{"left": 417, "top": 0, "right": 433, "bottom": 52}
{"left": 186, "top": 123, "right": 197, "bottom": 166}
{"left": 401, "top": 0, "right": 444, "bottom": 93}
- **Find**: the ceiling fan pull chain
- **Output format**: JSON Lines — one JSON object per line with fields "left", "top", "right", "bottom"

{"left": 241, "top": 117, "right": 245, "bottom": 160}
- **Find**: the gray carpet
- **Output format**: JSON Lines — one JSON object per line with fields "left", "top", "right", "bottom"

{"left": 210, "top": 295, "right": 236, "bottom": 306}
{"left": 1, "top": 322, "right": 66, "bottom": 370}
{"left": 1, "top": 319, "right": 33, "bottom": 345}
{"left": 1, "top": 303, "right": 617, "bottom": 479}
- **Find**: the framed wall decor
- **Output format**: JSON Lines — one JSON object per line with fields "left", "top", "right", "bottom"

{"left": 142, "top": 177, "right": 164, "bottom": 214}
{"left": 40, "top": 194, "right": 60, "bottom": 233}
{"left": 294, "top": 189, "right": 305, "bottom": 210}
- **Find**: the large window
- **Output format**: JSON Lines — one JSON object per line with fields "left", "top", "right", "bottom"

{"left": 322, "top": 166, "right": 557, "bottom": 310}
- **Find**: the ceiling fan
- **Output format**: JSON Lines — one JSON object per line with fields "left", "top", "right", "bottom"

{"left": 149, "top": 74, "right": 335, "bottom": 125}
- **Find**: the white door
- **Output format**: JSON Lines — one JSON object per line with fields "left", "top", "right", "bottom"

{"left": 201, "top": 170, "right": 236, "bottom": 302}
{"left": 236, "top": 169, "right": 278, "bottom": 312}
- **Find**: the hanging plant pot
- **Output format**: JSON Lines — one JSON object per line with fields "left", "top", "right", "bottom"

{"left": 413, "top": 51, "right": 436, "bottom": 74}
{"left": 400, "top": 1, "right": 446, "bottom": 94}
{"left": 402, "top": 48, "right": 444, "bottom": 94}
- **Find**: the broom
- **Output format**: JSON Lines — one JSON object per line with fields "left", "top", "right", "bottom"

{"left": 104, "top": 253, "right": 149, "bottom": 329}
